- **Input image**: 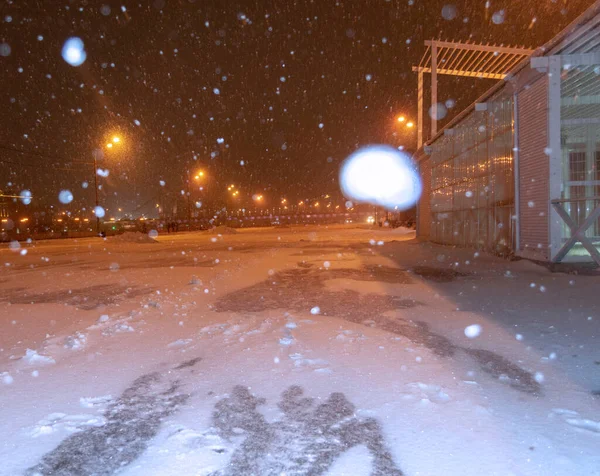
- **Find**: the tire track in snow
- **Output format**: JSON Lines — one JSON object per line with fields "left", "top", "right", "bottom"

{"left": 26, "top": 358, "right": 201, "bottom": 476}
{"left": 214, "top": 265, "right": 541, "bottom": 394}
{"left": 210, "top": 385, "right": 403, "bottom": 476}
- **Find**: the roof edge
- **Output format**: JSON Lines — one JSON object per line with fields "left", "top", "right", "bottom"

{"left": 416, "top": 0, "right": 600, "bottom": 154}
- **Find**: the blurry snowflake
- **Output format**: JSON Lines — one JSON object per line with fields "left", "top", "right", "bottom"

{"left": 492, "top": 10, "right": 505, "bottom": 25}
{"left": 441, "top": 4, "right": 458, "bottom": 20}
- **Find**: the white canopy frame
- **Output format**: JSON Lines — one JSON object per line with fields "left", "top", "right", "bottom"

{"left": 413, "top": 40, "right": 534, "bottom": 147}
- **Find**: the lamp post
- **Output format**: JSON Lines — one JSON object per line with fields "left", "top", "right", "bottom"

{"left": 93, "top": 136, "right": 122, "bottom": 234}
{"left": 187, "top": 169, "right": 205, "bottom": 225}
{"left": 92, "top": 149, "right": 100, "bottom": 233}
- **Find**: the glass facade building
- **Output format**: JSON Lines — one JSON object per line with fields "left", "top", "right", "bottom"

{"left": 417, "top": 3, "right": 600, "bottom": 264}
{"left": 428, "top": 89, "right": 515, "bottom": 255}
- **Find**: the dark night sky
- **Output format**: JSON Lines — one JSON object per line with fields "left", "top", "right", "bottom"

{"left": 0, "top": 0, "right": 593, "bottom": 216}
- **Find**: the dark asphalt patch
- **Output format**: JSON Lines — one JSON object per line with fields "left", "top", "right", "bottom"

{"left": 111, "top": 257, "right": 216, "bottom": 270}
{"left": 297, "top": 261, "right": 314, "bottom": 268}
{"left": 215, "top": 267, "right": 541, "bottom": 395}
{"left": 174, "top": 357, "right": 203, "bottom": 369}
{"left": 463, "top": 348, "right": 541, "bottom": 394}
{"left": 291, "top": 248, "right": 340, "bottom": 256}
{"left": 331, "top": 265, "right": 413, "bottom": 284}
{"left": 411, "top": 266, "right": 469, "bottom": 283}
{"left": 211, "top": 385, "right": 403, "bottom": 475}
{"left": 27, "top": 372, "right": 189, "bottom": 476}
{"left": 0, "top": 284, "right": 154, "bottom": 310}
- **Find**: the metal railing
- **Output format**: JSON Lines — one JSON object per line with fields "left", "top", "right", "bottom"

{"left": 551, "top": 196, "right": 600, "bottom": 265}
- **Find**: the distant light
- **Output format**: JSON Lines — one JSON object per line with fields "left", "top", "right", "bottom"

{"left": 112, "top": 136, "right": 120, "bottom": 143}
{"left": 106, "top": 143, "right": 113, "bottom": 148}
{"left": 61, "top": 37, "right": 87, "bottom": 67}
{"left": 339, "top": 145, "right": 422, "bottom": 210}
{"left": 397, "top": 116, "right": 405, "bottom": 123}
{"left": 406, "top": 121, "right": 414, "bottom": 128}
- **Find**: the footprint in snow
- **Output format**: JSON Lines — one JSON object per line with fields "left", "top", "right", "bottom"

{"left": 551, "top": 408, "right": 600, "bottom": 434}
{"left": 405, "top": 382, "right": 451, "bottom": 404}
{"left": 288, "top": 353, "right": 331, "bottom": 373}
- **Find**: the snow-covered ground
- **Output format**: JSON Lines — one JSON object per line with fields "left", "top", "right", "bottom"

{"left": 1, "top": 225, "right": 598, "bottom": 476}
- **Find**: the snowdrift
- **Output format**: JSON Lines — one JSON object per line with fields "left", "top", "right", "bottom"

{"left": 107, "top": 232, "right": 157, "bottom": 244}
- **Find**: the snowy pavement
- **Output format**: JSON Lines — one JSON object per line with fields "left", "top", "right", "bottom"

{"left": 1, "top": 225, "right": 599, "bottom": 476}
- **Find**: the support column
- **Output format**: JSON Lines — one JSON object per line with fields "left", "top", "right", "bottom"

{"left": 548, "top": 55, "right": 563, "bottom": 260}
{"left": 418, "top": 70, "right": 424, "bottom": 148}
{"left": 431, "top": 42, "right": 438, "bottom": 137}
{"left": 513, "top": 93, "right": 520, "bottom": 252}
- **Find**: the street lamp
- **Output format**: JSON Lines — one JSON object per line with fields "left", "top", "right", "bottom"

{"left": 187, "top": 169, "right": 206, "bottom": 223}
{"left": 93, "top": 135, "right": 122, "bottom": 233}
{"left": 397, "top": 116, "right": 406, "bottom": 123}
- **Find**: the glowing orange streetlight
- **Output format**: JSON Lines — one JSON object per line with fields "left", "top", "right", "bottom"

{"left": 397, "top": 116, "right": 406, "bottom": 123}
{"left": 96, "top": 135, "right": 124, "bottom": 233}
{"left": 406, "top": 121, "right": 414, "bottom": 128}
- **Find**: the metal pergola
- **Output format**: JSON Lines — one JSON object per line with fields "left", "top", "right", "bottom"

{"left": 413, "top": 40, "right": 535, "bottom": 147}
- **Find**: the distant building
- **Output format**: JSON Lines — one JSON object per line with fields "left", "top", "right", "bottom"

{"left": 415, "top": 2, "right": 600, "bottom": 265}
